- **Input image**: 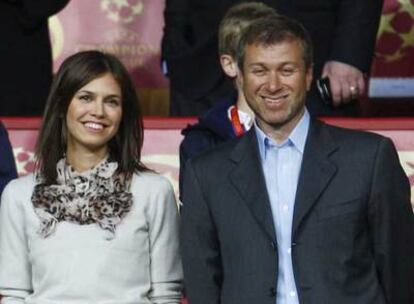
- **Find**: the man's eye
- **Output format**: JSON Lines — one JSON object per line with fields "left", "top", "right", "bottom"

{"left": 252, "top": 69, "right": 265, "bottom": 76}
{"left": 281, "top": 68, "right": 295, "bottom": 76}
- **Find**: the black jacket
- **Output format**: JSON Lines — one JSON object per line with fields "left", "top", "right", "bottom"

{"left": 179, "top": 99, "right": 237, "bottom": 197}
{"left": 0, "top": 0, "right": 69, "bottom": 116}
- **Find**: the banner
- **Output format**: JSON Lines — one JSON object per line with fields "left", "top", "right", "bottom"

{"left": 49, "top": 0, "right": 167, "bottom": 89}
{"left": 369, "top": 0, "right": 414, "bottom": 97}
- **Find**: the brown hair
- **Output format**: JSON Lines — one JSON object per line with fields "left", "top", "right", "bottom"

{"left": 35, "top": 50, "right": 147, "bottom": 184}
{"left": 236, "top": 14, "right": 314, "bottom": 71}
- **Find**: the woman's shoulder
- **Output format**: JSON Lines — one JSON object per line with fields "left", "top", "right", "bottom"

{"left": 1, "top": 174, "right": 36, "bottom": 207}
{"left": 130, "top": 171, "right": 173, "bottom": 193}
{"left": 3, "top": 173, "right": 36, "bottom": 193}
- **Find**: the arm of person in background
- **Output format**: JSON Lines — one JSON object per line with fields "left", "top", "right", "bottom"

{"left": 161, "top": 0, "right": 191, "bottom": 63}
{"left": 12, "top": 0, "right": 69, "bottom": 29}
{"left": 0, "top": 180, "right": 32, "bottom": 303}
{"left": 146, "top": 177, "right": 183, "bottom": 304}
{"left": 0, "top": 122, "right": 17, "bottom": 197}
{"left": 322, "top": 0, "right": 384, "bottom": 106}
{"left": 368, "top": 137, "right": 414, "bottom": 303}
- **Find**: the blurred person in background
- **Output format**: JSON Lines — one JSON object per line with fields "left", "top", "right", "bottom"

{"left": 0, "top": 121, "right": 17, "bottom": 197}
{"left": 0, "top": 0, "right": 69, "bottom": 116}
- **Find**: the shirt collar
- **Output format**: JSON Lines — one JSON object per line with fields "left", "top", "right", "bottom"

{"left": 227, "top": 105, "right": 254, "bottom": 131}
{"left": 255, "top": 109, "right": 310, "bottom": 161}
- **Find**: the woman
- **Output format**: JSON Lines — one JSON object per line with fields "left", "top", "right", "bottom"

{"left": 0, "top": 51, "right": 182, "bottom": 303}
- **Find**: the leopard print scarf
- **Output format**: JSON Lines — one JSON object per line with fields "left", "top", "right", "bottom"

{"left": 31, "top": 157, "right": 133, "bottom": 239}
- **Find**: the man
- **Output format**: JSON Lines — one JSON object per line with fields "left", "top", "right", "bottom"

{"left": 179, "top": 2, "right": 277, "bottom": 197}
{"left": 162, "top": 0, "right": 384, "bottom": 116}
{"left": 180, "top": 15, "right": 414, "bottom": 304}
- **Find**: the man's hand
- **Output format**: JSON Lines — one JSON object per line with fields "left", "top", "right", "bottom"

{"left": 322, "top": 61, "right": 365, "bottom": 107}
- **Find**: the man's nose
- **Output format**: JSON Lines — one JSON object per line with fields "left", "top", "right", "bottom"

{"left": 266, "top": 72, "right": 281, "bottom": 93}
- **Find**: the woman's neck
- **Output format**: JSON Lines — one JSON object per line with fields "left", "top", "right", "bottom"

{"left": 65, "top": 148, "right": 108, "bottom": 173}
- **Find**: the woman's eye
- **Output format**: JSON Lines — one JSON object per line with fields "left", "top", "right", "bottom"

{"left": 106, "top": 99, "right": 120, "bottom": 107}
{"left": 78, "top": 95, "right": 92, "bottom": 102}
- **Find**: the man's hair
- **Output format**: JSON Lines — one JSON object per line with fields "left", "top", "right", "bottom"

{"left": 236, "top": 15, "right": 314, "bottom": 71}
{"left": 35, "top": 50, "right": 147, "bottom": 184}
{"left": 218, "top": 2, "right": 277, "bottom": 57}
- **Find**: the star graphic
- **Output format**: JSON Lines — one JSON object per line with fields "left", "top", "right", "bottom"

{"left": 399, "top": 0, "right": 414, "bottom": 16}
{"left": 132, "top": 2, "right": 143, "bottom": 15}
{"left": 400, "top": 26, "right": 414, "bottom": 49}
{"left": 376, "top": 0, "right": 414, "bottom": 62}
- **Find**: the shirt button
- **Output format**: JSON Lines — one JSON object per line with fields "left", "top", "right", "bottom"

{"left": 287, "top": 247, "right": 291, "bottom": 254}
{"left": 289, "top": 291, "right": 296, "bottom": 297}
{"left": 282, "top": 204, "right": 289, "bottom": 212}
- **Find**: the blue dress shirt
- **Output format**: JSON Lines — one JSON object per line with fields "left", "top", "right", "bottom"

{"left": 255, "top": 110, "right": 310, "bottom": 304}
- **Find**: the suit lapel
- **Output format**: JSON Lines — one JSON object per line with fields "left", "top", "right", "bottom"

{"left": 229, "top": 129, "right": 277, "bottom": 243}
{"left": 292, "top": 120, "right": 338, "bottom": 237}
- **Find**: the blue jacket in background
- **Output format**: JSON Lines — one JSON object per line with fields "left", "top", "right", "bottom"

{"left": 0, "top": 122, "right": 18, "bottom": 197}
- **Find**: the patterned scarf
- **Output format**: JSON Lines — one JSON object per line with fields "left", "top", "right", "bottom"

{"left": 31, "top": 157, "right": 133, "bottom": 239}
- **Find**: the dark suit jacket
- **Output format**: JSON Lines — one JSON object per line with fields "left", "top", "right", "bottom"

{"left": 0, "top": 122, "right": 17, "bottom": 197}
{"left": 0, "top": 0, "right": 69, "bottom": 116}
{"left": 180, "top": 119, "right": 414, "bottom": 304}
{"left": 162, "top": 0, "right": 383, "bottom": 116}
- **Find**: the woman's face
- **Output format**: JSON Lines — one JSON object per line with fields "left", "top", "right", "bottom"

{"left": 66, "top": 73, "right": 123, "bottom": 156}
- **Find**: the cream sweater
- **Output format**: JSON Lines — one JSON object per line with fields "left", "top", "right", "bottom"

{"left": 0, "top": 172, "right": 182, "bottom": 304}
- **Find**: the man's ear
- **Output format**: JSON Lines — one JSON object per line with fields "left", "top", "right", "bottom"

{"left": 220, "top": 55, "right": 237, "bottom": 78}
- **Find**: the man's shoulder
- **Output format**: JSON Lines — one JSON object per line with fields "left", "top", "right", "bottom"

{"left": 189, "top": 134, "right": 242, "bottom": 168}
{"left": 318, "top": 120, "right": 386, "bottom": 145}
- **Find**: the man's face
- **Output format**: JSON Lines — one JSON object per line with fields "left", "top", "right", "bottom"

{"left": 240, "top": 39, "right": 312, "bottom": 139}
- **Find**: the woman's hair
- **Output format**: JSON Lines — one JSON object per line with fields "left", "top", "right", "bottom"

{"left": 35, "top": 50, "right": 147, "bottom": 184}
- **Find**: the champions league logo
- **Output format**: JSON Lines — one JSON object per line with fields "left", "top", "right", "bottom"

{"left": 101, "top": 0, "right": 144, "bottom": 24}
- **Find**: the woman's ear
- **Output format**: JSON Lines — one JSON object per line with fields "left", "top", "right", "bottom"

{"left": 220, "top": 55, "right": 237, "bottom": 78}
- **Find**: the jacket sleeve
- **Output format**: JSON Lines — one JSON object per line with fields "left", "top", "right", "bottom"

{"left": 146, "top": 178, "right": 183, "bottom": 304}
{"left": 368, "top": 137, "right": 414, "bottom": 304}
{"left": 0, "top": 180, "right": 32, "bottom": 303}
{"left": 161, "top": 0, "right": 191, "bottom": 60}
{"left": 0, "top": 123, "right": 18, "bottom": 197}
{"left": 13, "top": 0, "right": 70, "bottom": 29}
{"left": 329, "top": 0, "right": 384, "bottom": 73}
{"left": 180, "top": 160, "right": 222, "bottom": 304}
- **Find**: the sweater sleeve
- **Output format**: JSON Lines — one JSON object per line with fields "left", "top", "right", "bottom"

{"left": 0, "top": 180, "right": 33, "bottom": 303}
{"left": 328, "top": 0, "right": 384, "bottom": 73}
{"left": 146, "top": 177, "right": 183, "bottom": 304}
